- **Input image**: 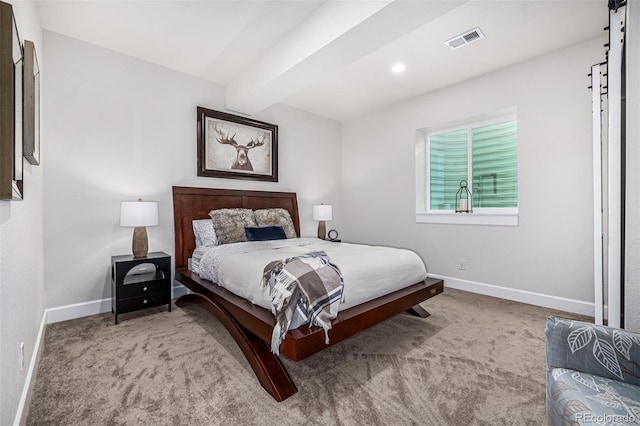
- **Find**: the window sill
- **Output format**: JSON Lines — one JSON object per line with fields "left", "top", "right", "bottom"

{"left": 416, "top": 211, "right": 518, "bottom": 226}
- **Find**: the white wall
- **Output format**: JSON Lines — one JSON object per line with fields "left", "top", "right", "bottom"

{"left": 43, "top": 31, "right": 342, "bottom": 310}
{"left": 0, "top": 2, "right": 44, "bottom": 424}
{"left": 341, "top": 38, "right": 604, "bottom": 307}
{"left": 625, "top": 0, "right": 640, "bottom": 332}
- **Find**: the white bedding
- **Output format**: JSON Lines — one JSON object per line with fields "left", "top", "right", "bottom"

{"left": 193, "top": 238, "right": 427, "bottom": 312}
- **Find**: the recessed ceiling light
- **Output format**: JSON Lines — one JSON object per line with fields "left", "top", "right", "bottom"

{"left": 391, "top": 63, "right": 406, "bottom": 73}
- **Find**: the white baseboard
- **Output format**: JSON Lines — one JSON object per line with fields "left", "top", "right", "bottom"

{"left": 46, "top": 285, "right": 190, "bottom": 324}
{"left": 13, "top": 277, "right": 599, "bottom": 424}
{"left": 14, "top": 284, "right": 191, "bottom": 424}
{"left": 429, "top": 273, "right": 607, "bottom": 318}
{"left": 45, "top": 298, "right": 112, "bottom": 324}
{"left": 172, "top": 285, "right": 190, "bottom": 299}
{"left": 13, "top": 311, "right": 47, "bottom": 426}
{"left": 43, "top": 276, "right": 599, "bottom": 322}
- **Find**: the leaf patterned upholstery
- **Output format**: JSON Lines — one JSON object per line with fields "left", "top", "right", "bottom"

{"left": 546, "top": 317, "right": 640, "bottom": 425}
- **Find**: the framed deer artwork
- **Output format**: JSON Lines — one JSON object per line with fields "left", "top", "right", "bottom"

{"left": 197, "top": 107, "right": 278, "bottom": 182}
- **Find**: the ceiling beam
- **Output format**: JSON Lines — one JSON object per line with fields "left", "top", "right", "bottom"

{"left": 224, "top": 0, "right": 465, "bottom": 116}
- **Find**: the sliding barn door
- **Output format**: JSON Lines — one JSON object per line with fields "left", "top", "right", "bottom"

{"left": 592, "top": 2, "right": 626, "bottom": 327}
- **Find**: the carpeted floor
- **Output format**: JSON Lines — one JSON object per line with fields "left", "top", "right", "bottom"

{"left": 26, "top": 288, "right": 588, "bottom": 425}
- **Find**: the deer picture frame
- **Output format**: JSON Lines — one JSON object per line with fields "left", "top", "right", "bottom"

{"left": 197, "top": 107, "right": 278, "bottom": 182}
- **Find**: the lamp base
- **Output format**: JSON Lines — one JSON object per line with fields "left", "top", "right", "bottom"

{"left": 132, "top": 226, "right": 149, "bottom": 258}
{"left": 317, "top": 221, "right": 326, "bottom": 240}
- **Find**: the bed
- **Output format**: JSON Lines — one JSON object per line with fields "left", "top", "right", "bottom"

{"left": 172, "top": 186, "right": 443, "bottom": 401}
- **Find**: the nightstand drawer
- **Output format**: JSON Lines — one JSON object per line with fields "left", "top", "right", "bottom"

{"left": 111, "top": 251, "right": 172, "bottom": 324}
{"left": 118, "top": 279, "right": 169, "bottom": 299}
{"left": 117, "top": 291, "right": 171, "bottom": 314}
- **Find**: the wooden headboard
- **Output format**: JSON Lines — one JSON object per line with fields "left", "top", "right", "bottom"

{"left": 172, "top": 186, "right": 300, "bottom": 270}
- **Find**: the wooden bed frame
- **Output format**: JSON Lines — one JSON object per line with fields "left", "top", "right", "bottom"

{"left": 172, "top": 186, "right": 443, "bottom": 401}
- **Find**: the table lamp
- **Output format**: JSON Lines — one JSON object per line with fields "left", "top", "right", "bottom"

{"left": 312, "top": 204, "right": 332, "bottom": 240}
{"left": 120, "top": 199, "right": 159, "bottom": 258}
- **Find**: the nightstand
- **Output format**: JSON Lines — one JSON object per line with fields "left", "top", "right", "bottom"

{"left": 111, "top": 251, "right": 171, "bottom": 324}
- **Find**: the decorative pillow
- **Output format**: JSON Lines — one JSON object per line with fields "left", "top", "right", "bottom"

{"left": 245, "top": 226, "right": 287, "bottom": 242}
{"left": 192, "top": 219, "right": 217, "bottom": 248}
{"left": 254, "top": 208, "right": 297, "bottom": 238}
{"left": 208, "top": 208, "right": 257, "bottom": 245}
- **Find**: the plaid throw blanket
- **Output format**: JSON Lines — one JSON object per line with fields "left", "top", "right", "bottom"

{"left": 262, "top": 251, "right": 344, "bottom": 355}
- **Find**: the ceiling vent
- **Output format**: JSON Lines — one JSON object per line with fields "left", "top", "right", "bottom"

{"left": 445, "top": 27, "right": 485, "bottom": 50}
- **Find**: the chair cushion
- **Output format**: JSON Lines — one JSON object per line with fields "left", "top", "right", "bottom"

{"left": 547, "top": 368, "right": 640, "bottom": 425}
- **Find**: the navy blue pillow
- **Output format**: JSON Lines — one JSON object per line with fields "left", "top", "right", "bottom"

{"left": 245, "top": 226, "right": 287, "bottom": 241}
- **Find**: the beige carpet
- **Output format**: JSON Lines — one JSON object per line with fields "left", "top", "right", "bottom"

{"left": 26, "top": 288, "right": 587, "bottom": 425}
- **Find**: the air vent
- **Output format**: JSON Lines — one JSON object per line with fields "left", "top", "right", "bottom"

{"left": 445, "top": 27, "right": 485, "bottom": 50}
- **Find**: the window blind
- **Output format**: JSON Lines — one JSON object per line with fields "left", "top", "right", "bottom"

{"left": 472, "top": 120, "right": 518, "bottom": 208}
{"left": 430, "top": 129, "right": 467, "bottom": 210}
{"left": 428, "top": 119, "right": 517, "bottom": 211}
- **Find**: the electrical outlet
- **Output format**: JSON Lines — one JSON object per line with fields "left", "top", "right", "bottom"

{"left": 19, "top": 342, "right": 24, "bottom": 371}
{"left": 457, "top": 259, "right": 466, "bottom": 271}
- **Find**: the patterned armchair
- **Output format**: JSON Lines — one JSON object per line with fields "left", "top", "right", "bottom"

{"left": 545, "top": 316, "right": 640, "bottom": 425}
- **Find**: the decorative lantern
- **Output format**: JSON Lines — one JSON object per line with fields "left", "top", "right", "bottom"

{"left": 455, "top": 180, "right": 472, "bottom": 213}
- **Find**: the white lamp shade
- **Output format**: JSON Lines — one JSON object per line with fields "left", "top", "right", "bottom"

{"left": 120, "top": 201, "right": 159, "bottom": 227}
{"left": 312, "top": 204, "right": 332, "bottom": 221}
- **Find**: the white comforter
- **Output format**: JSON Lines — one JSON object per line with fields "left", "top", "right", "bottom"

{"left": 194, "top": 238, "right": 427, "bottom": 312}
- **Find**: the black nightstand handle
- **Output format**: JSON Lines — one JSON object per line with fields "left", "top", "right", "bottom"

{"left": 143, "top": 299, "right": 148, "bottom": 305}
{"left": 143, "top": 286, "right": 148, "bottom": 292}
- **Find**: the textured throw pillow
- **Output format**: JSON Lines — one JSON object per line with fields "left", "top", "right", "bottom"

{"left": 245, "top": 226, "right": 287, "bottom": 242}
{"left": 254, "top": 208, "right": 297, "bottom": 238}
{"left": 192, "top": 219, "right": 218, "bottom": 248}
{"left": 208, "top": 208, "right": 257, "bottom": 245}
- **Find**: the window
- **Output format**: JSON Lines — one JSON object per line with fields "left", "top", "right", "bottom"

{"left": 417, "top": 114, "right": 518, "bottom": 226}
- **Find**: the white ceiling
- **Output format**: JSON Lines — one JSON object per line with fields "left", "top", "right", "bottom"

{"left": 37, "top": 0, "right": 608, "bottom": 121}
